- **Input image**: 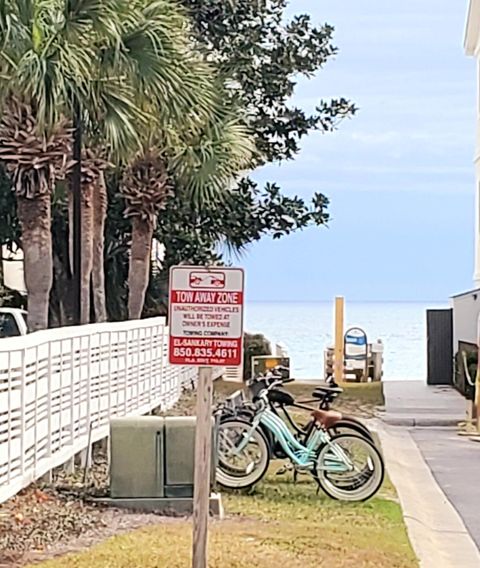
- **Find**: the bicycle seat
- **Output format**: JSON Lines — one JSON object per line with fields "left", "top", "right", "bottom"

{"left": 312, "top": 384, "right": 343, "bottom": 398}
{"left": 311, "top": 409, "right": 343, "bottom": 429}
{"left": 267, "top": 387, "right": 295, "bottom": 406}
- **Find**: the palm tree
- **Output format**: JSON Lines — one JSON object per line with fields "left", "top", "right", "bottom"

{"left": 121, "top": 110, "right": 254, "bottom": 320}
{"left": 0, "top": 99, "right": 71, "bottom": 330}
{"left": 0, "top": 1, "right": 133, "bottom": 330}
{"left": 122, "top": 149, "right": 172, "bottom": 320}
{"left": 74, "top": 0, "right": 221, "bottom": 324}
{"left": 0, "top": 0, "right": 219, "bottom": 330}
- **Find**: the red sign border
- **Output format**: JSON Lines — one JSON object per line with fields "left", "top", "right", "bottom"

{"left": 168, "top": 266, "right": 245, "bottom": 367}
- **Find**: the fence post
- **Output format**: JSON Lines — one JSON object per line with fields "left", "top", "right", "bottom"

{"left": 7, "top": 351, "right": 12, "bottom": 483}
{"left": 148, "top": 327, "right": 154, "bottom": 408}
{"left": 43, "top": 341, "right": 53, "bottom": 484}
{"left": 19, "top": 348, "right": 26, "bottom": 478}
{"left": 80, "top": 334, "right": 92, "bottom": 469}
{"left": 124, "top": 330, "right": 129, "bottom": 415}
{"left": 135, "top": 327, "right": 141, "bottom": 411}
{"left": 107, "top": 331, "right": 112, "bottom": 421}
{"left": 33, "top": 345, "right": 39, "bottom": 477}
{"left": 65, "top": 337, "right": 75, "bottom": 475}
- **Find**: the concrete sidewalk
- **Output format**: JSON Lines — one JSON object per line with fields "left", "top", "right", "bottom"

{"left": 380, "top": 380, "right": 480, "bottom": 567}
{"left": 378, "top": 424, "right": 480, "bottom": 568}
{"left": 382, "top": 381, "right": 467, "bottom": 426}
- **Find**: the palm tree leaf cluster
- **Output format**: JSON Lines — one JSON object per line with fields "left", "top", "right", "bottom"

{"left": 122, "top": 150, "right": 172, "bottom": 222}
{"left": 0, "top": 97, "right": 72, "bottom": 199}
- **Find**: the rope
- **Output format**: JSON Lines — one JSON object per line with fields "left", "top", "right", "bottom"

{"left": 461, "top": 350, "right": 477, "bottom": 387}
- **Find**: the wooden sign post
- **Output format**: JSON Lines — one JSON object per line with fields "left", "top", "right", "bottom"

{"left": 168, "top": 266, "right": 245, "bottom": 568}
{"left": 334, "top": 296, "right": 345, "bottom": 383}
{"left": 192, "top": 367, "right": 213, "bottom": 568}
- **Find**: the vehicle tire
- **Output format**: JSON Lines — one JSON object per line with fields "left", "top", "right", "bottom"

{"left": 216, "top": 419, "right": 270, "bottom": 490}
{"left": 315, "top": 434, "right": 385, "bottom": 501}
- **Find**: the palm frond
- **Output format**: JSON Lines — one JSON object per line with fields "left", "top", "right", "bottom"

{"left": 170, "top": 108, "right": 255, "bottom": 205}
{"left": 108, "top": 0, "right": 219, "bottom": 133}
{"left": 92, "top": 79, "right": 146, "bottom": 160}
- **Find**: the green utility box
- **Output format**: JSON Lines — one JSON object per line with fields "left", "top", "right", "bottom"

{"left": 110, "top": 416, "right": 216, "bottom": 500}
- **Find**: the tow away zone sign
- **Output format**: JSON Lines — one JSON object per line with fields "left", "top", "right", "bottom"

{"left": 168, "top": 266, "right": 244, "bottom": 367}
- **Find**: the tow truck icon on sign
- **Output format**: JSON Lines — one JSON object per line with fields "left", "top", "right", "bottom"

{"left": 189, "top": 271, "right": 225, "bottom": 289}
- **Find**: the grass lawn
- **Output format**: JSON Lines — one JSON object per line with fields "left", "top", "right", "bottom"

{"left": 29, "top": 473, "right": 416, "bottom": 568}
{"left": 28, "top": 381, "right": 416, "bottom": 568}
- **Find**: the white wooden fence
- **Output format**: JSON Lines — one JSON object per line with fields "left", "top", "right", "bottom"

{"left": 0, "top": 317, "right": 213, "bottom": 505}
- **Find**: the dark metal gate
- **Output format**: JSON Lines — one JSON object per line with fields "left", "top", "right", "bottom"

{"left": 426, "top": 309, "right": 453, "bottom": 385}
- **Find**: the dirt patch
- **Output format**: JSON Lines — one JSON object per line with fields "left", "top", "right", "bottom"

{"left": 20, "top": 509, "right": 185, "bottom": 568}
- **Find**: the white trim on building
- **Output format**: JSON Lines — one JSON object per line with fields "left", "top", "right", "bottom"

{"left": 465, "top": 1, "right": 480, "bottom": 286}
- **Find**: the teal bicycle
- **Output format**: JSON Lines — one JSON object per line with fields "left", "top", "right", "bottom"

{"left": 216, "top": 378, "right": 385, "bottom": 501}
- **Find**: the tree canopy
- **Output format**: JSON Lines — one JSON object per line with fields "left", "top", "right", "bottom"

{"left": 144, "top": 0, "right": 356, "bottom": 313}
{"left": 0, "top": 1, "right": 356, "bottom": 323}
{"left": 181, "top": 0, "right": 356, "bottom": 164}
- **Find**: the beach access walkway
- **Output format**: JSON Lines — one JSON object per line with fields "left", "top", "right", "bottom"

{"left": 379, "top": 381, "right": 480, "bottom": 567}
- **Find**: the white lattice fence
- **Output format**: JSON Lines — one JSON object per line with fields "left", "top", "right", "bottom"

{"left": 0, "top": 317, "right": 201, "bottom": 504}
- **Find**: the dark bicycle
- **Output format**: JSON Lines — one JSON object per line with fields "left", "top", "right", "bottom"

{"left": 217, "top": 367, "right": 376, "bottom": 465}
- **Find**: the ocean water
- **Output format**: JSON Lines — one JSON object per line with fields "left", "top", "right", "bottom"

{"left": 244, "top": 302, "right": 447, "bottom": 381}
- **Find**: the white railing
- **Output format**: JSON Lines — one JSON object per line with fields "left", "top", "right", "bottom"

{"left": 0, "top": 317, "right": 210, "bottom": 505}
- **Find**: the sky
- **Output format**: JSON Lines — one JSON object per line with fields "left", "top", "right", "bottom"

{"left": 241, "top": 0, "right": 477, "bottom": 303}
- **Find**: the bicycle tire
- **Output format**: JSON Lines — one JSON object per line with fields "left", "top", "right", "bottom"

{"left": 216, "top": 419, "right": 270, "bottom": 490}
{"left": 315, "top": 434, "right": 385, "bottom": 501}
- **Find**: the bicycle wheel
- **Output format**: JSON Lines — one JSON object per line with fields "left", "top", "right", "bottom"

{"left": 315, "top": 434, "right": 384, "bottom": 501}
{"left": 328, "top": 417, "right": 376, "bottom": 445}
{"left": 216, "top": 419, "right": 270, "bottom": 490}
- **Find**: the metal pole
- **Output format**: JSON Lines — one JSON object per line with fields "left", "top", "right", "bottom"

{"left": 72, "top": 101, "right": 82, "bottom": 326}
{"left": 192, "top": 366, "right": 213, "bottom": 568}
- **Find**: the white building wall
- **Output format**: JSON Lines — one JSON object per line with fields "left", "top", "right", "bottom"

{"left": 452, "top": 291, "right": 480, "bottom": 351}
{"left": 466, "top": 1, "right": 480, "bottom": 286}
{"left": 2, "top": 245, "right": 26, "bottom": 294}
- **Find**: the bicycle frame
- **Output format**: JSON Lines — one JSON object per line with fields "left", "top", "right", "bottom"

{"left": 235, "top": 406, "right": 353, "bottom": 473}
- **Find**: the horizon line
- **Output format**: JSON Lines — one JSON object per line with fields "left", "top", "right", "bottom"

{"left": 245, "top": 299, "right": 448, "bottom": 304}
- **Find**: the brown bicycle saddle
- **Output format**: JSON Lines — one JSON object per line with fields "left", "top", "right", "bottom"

{"left": 311, "top": 409, "right": 343, "bottom": 429}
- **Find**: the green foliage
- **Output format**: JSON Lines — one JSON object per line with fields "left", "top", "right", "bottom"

{"left": 158, "top": 178, "right": 329, "bottom": 262}
{"left": 145, "top": 0, "right": 355, "bottom": 307}
{"left": 0, "top": 0, "right": 223, "bottom": 159}
{"left": 0, "top": 2, "right": 353, "bottom": 324}
{"left": 143, "top": 178, "right": 330, "bottom": 316}
{"left": 243, "top": 332, "right": 272, "bottom": 381}
{"left": 181, "top": 0, "right": 356, "bottom": 164}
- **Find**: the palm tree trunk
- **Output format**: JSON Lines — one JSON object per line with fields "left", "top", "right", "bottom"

{"left": 17, "top": 194, "right": 53, "bottom": 331}
{"left": 92, "top": 173, "right": 107, "bottom": 322}
{"left": 80, "top": 183, "right": 94, "bottom": 324}
{"left": 128, "top": 216, "right": 154, "bottom": 320}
